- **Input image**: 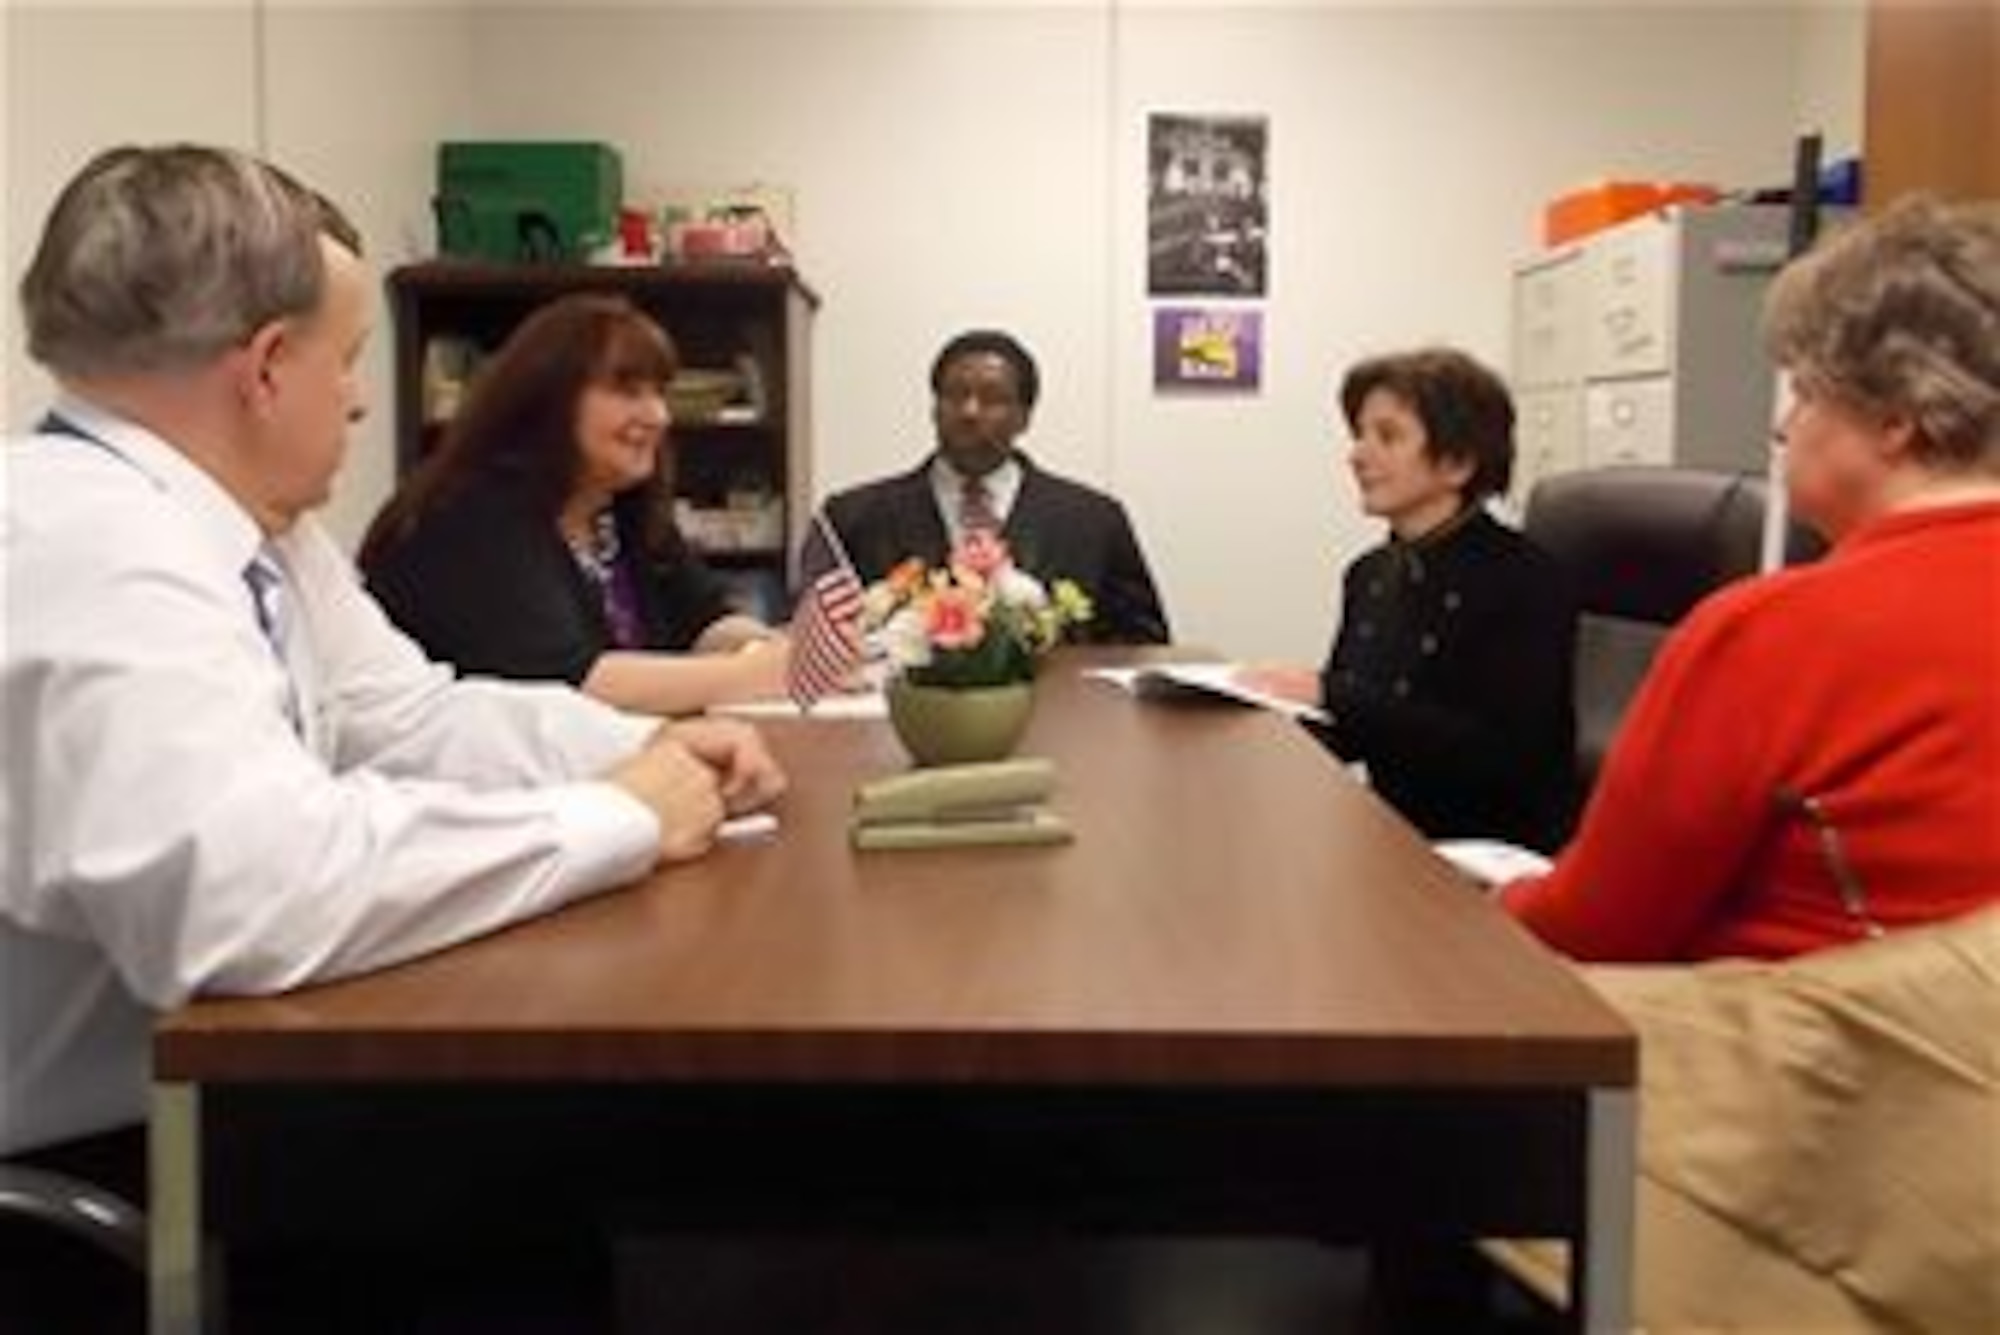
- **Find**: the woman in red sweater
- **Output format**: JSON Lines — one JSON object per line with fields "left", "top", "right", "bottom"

{"left": 1502, "top": 198, "right": 2000, "bottom": 962}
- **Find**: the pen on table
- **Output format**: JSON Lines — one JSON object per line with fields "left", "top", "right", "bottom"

{"left": 719, "top": 812, "right": 780, "bottom": 842}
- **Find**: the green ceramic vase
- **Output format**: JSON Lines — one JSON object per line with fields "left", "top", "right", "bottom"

{"left": 886, "top": 678, "right": 1036, "bottom": 767}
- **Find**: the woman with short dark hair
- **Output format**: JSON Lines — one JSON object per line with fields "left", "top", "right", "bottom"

{"left": 1241, "top": 346, "right": 1578, "bottom": 851}
{"left": 1502, "top": 198, "right": 2000, "bottom": 961}
{"left": 361, "top": 293, "right": 790, "bottom": 714}
{"left": 1338, "top": 347, "right": 1517, "bottom": 505}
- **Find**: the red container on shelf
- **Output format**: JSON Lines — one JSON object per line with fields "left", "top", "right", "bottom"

{"left": 673, "top": 215, "right": 773, "bottom": 261}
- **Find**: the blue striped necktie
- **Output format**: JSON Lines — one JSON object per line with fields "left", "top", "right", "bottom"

{"left": 243, "top": 547, "right": 302, "bottom": 732}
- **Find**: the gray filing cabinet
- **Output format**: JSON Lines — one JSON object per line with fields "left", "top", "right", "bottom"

{"left": 1508, "top": 204, "right": 1826, "bottom": 508}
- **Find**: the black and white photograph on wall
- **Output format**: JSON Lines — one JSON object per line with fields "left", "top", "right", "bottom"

{"left": 1147, "top": 113, "right": 1269, "bottom": 297}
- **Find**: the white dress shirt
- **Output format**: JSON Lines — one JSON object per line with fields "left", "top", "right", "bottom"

{"left": 0, "top": 399, "right": 662, "bottom": 1154}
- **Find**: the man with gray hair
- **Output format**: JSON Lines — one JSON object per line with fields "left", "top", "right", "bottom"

{"left": 1, "top": 146, "right": 784, "bottom": 1202}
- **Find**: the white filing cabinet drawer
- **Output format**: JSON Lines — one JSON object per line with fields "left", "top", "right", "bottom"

{"left": 1511, "top": 386, "right": 1586, "bottom": 510}
{"left": 1512, "top": 249, "right": 1587, "bottom": 388}
{"left": 1584, "top": 376, "right": 1675, "bottom": 468}
{"left": 1585, "top": 217, "right": 1677, "bottom": 380}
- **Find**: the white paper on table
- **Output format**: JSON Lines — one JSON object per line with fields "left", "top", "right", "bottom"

{"left": 708, "top": 691, "right": 888, "bottom": 720}
{"left": 1082, "top": 663, "right": 1330, "bottom": 725}
{"left": 1432, "top": 839, "right": 1553, "bottom": 888}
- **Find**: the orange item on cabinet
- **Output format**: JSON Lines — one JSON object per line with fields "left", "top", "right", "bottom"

{"left": 1542, "top": 181, "right": 1721, "bottom": 247}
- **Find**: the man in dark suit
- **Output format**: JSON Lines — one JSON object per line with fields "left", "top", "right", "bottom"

{"left": 802, "top": 329, "right": 1171, "bottom": 644}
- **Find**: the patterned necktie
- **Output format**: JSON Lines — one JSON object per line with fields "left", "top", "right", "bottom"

{"left": 244, "top": 548, "right": 302, "bottom": 733}
{"left": 960, "top": 476, "right": 1000, "bottom": 537}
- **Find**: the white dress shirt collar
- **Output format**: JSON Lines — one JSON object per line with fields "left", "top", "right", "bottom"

{"left": 47, "top": 393, "right": 267, "bottom": 582}
{"left": 929, "top": 453, "right": 1024, "bottom": 549}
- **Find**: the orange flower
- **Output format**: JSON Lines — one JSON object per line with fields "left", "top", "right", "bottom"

{"left": 886, "top": 557, "right": 927, "bottom": 597}
{"left": 921, "top": 586, "right": 988, "bottom": 650}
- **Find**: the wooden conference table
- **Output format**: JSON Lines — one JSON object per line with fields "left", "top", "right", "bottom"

{"left": 151, "top": 650, "right": 1635, "bottom": 1332}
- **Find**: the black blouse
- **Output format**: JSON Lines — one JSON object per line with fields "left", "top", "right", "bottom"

{"left": 363, "top": 477, "right": 734, "bottom": 687}
{"left": 1316, "top": 508, "right": 1578, "bottom": 852}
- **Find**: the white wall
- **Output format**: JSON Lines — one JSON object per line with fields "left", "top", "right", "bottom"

{"left": 1, "top": 2, "right": 473, "bottom": 544}
{"left": 1111, "top": 4, "right": 1812, "bottom": 658}
{"left": 4, "top": 2, "right": 1857, "bottom": 660}
{"left": 466, "top": 2, "right": 1821, "bottom": 661}
{"left": 1, "top": 0, "right": 12, "bottom": 427}
{"left": 4, "top": 1, "right": 260, "bottom": 432}
{"left": 1793, "top": 0, "right": 1868, "bottom": 161}
{"left": 464, "top": 4, "right": 1119, "bottom": 531}
{"left": 261, "top": 3, "right": 477, "bottom": 542}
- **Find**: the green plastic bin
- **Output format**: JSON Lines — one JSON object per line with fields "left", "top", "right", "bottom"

{"left": 434, "top": 141, "right": 622, "bottom": 262}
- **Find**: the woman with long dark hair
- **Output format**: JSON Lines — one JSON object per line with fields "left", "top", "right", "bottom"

{"left": 362, "top": 293, "right": 789, "bottom": 714}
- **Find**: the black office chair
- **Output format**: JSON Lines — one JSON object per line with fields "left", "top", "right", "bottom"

{"left": 0, "top": 1161, "right": 147, "bottom": 1334}
{"left": 1524, "top": 466, "right": 1826, "bottom": 797}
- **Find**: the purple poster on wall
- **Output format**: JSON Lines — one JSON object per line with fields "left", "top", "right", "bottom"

{"left": 1152, "top": 306, "right": 1263, "bottom": 392}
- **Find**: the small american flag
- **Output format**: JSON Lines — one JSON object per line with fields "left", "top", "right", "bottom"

{"left": 786, "top": 559, "right": 867, "bottom": 710}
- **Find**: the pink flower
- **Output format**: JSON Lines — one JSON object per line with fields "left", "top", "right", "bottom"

{"left": 922, "top": 587, "right": 988, "bottom": 650}
{"left": 955, "top": 530, "right": 1011, "bottom": 579}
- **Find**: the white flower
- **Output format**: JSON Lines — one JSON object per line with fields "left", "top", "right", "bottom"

{"left": 862, "top": 581, "right": 904, "bottom": 625}
{"left": 995, "top": 567, "right": 1049, "bottom": 611}
{"left": 879, "top": 607, "right": 934, "bottom": 670}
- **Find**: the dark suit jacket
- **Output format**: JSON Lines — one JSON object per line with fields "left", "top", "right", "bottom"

{"left": 1316, "top": 509, "right": 1578, "bottom": 852}
{"left": 801, "top": 454, "right": 1171, "bottom": 645}
{"left": 363, "top": 476, "right": 734, "bottom": 686}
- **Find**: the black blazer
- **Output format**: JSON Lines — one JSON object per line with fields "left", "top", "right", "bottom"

{"left": 363, "top": 477, "right": 734, "bottom": 686}
{"left": 801, "top": 454, "right": 1171, "bottom": 645}
{"left": 1316, "top": 509, "right": 1578, "bottom": 852}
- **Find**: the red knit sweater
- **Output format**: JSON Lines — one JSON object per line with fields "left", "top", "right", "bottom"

{"left": 1502, "top": 500, "right": 2000, "bottom": 962}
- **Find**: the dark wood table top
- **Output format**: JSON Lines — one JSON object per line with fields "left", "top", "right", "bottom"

{"left": 157, "top": 650, "right": 1633, "bottom": 1091}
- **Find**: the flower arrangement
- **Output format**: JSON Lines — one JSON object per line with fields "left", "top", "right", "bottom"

{"left": 863, "top": 531, "right": 1093, "bottom": 688}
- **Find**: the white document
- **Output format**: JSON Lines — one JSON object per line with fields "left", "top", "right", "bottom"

{"left": 1432, "top": 839, "right": 1553, "bottom": 888}
{"left": 1083, "top": 663, "right": 1331, "bottom": 725}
